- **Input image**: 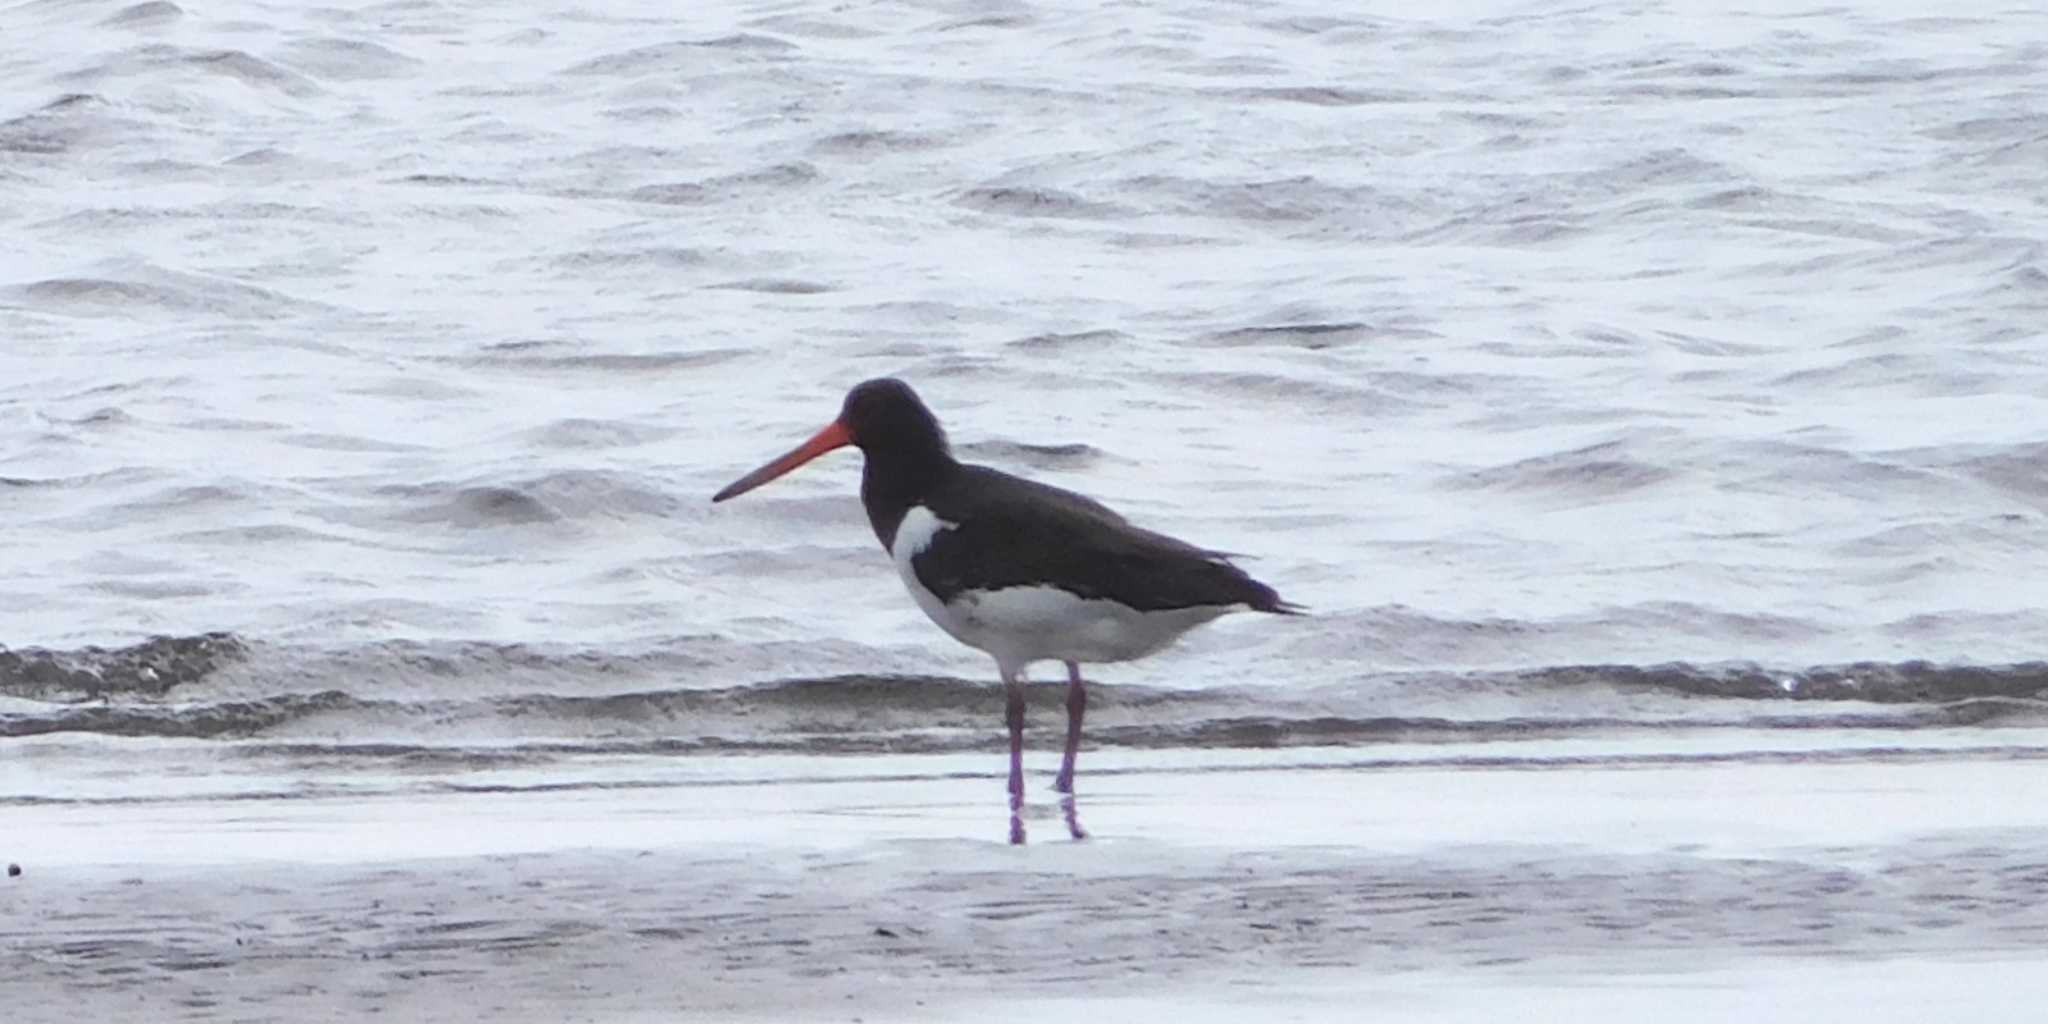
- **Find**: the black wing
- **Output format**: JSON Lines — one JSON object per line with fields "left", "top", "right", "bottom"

{"left": 912, "top": 465, "right": 1299, "bottom": 614}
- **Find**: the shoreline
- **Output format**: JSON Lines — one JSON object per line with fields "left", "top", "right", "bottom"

{"left": 7, "top": 756, "right": 2048, "bottom": 1020}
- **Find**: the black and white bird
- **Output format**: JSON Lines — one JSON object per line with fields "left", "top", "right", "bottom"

{"left": 712, "top": 378, "right": 1298, "bottom": 844}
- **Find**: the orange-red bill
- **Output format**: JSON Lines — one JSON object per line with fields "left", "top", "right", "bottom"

{"left": 711, "top": 420, "right": 853, "bottom": 502}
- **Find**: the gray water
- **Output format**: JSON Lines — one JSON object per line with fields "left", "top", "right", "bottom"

{"left": 4, "top": 0, "right": 2048, "bottom": 803}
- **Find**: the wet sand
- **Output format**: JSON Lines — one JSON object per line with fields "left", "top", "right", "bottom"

{"left": 6, "top": 756, "right": 2048, "bottom": 1021}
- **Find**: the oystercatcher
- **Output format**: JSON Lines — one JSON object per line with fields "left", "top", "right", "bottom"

{"left": 712, "top": 378, "right": 1299, "bottom": 844}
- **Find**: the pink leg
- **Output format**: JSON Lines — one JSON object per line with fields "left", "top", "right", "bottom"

{"left": 1003, "top": 667, "right": 1026, "bottom": 845}
{"left": 1056, "top": 660, "right": 1088, "bottom": 840}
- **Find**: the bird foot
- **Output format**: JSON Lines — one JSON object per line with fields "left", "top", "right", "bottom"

{"left": 1061, "top": 793, "right": 1088, "bottom": 841}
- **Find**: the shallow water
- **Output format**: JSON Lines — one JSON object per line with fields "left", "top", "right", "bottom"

{"left": 4, "top": 0, "right": 2048, "bottom": 802}
{"left": 8, "top": 761, "right": 2048, "bottom": 1021}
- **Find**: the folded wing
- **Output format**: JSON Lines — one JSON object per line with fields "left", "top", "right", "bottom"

{"left": 911, "top": 467, "right": 1299, "bottom": 614}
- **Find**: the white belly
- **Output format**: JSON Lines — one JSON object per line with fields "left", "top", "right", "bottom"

{"left": 890, "top": 506, "right": 1231, "bottom": 671}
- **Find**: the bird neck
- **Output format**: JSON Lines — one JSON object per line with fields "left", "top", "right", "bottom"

{"left": 861, "top": 445, "right": 958, "bottom": 550}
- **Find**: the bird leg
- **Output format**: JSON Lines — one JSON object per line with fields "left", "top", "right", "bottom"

{"left": 1003, "top": 666, "right": 1027, "bottom": 845}
{"left": 1056, "top": 660, "right": 1088, "bottom": 840}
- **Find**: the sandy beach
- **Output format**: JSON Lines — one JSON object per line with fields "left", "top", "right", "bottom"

{"left": 8, "top": 752, "right": 2048, "bottom": 1022}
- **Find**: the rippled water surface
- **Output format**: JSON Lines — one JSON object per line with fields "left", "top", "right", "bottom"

{"left": 4, "top": 0, "right": 2048, "bottom": 802}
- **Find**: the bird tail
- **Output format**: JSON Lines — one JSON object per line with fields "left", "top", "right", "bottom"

{"left": 1241, "top": 577, "right": 1306, "bottom": 616}
{"left": 1206, "top": 551, "right": 1304, "bottom": 616}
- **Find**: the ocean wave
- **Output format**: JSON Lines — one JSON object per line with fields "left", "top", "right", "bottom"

{"left": 373, "top": 470, "right": 683, "bottom": 526}
{"left": 6, "top": 653, "right": 2047, "bottom": 745}
{"left": 955, "top": 184, "right": 1132, "bottom": 220}
{"left": 1443, "top": 438, "right": 1678, "bottom": 498}
{"left": 1524, "top": 661, "right": 2048, "bottom": 703}
{"left": 1, "top": 261, "right": 329, "bottom": 319}
{"left": 5, "top": 689, "right": 2039, "bottom": 748}
{"left": 0, "top": 632, "right": 246, "bottom": 699}
{"left": 8, "top": 629, "right": 2046, "bottom": 710}
{"left": 563, "top": 34, "right": 797, "bottom": 76}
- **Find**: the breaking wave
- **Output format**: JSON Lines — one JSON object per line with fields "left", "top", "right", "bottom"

{"left": 6, "top": 634, "right": 2046, "bottom": 749}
